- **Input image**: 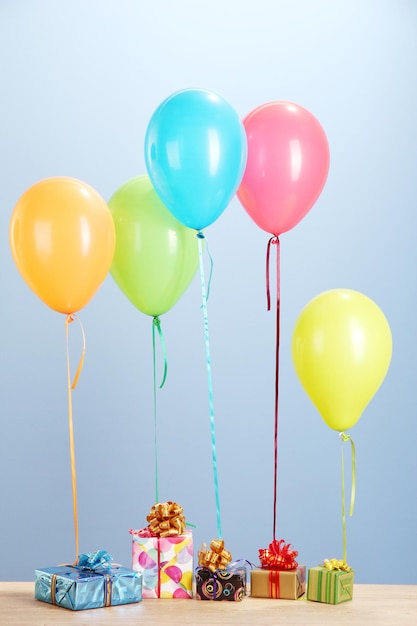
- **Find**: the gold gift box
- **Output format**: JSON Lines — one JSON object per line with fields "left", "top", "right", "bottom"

{"left": 251, "top": 566, "right": 306, "bottom": 599}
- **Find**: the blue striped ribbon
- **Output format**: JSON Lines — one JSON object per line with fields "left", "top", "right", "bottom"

{"left": 197, "top": 231, "right": 222, "bottom": 540}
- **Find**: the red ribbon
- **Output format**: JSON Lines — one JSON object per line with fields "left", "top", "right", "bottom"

{"left": 269, "top": 570, "right": 280, "bottom": 598}
{"left": 259, "top": 539, "right": 298, "bottom": 571}
{"left": 266, "top": 236, "right": 281, "bottom": 539}
{"left": 157, "top": 537, "right": 161, "bottom": 598}
{"left": 133, "top": 528, "right": 154, "bottom": 538}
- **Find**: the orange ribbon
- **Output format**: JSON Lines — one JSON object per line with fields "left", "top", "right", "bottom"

{"left": 198, "top": 539, "right": 232, "bottom": 573}
{"left": 259, "top": 539, "right": 298, "bottom": 571}
{"left": 65, "top": 314, "right": 86, "bottom": 564}
{"left": 146, "top": 501, "right": 186, "bottom": 537}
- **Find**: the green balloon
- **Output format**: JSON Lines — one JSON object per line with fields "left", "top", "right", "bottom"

{"left": 109, "top": 175, "right": 199, "bottom": 316}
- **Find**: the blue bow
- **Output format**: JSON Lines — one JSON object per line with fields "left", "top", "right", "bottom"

{"left": 77, "top": 550, "right": 113, "bottom": 572}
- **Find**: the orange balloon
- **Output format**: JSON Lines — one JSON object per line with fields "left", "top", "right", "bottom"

{"left": 9, "top": 177, "right": 116, "bottom": 314}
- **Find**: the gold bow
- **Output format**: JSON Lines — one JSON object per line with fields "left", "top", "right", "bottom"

{"left": 146, "top": 501, "right": 186, "bottom": 537}
{"left": 198, "top": 539, "right": 232, "bottom": 573}
{"left": 323, "top": 558, "right": 352, "bottom": 572}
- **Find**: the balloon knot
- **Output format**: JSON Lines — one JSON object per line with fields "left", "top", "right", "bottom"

{"left": 196, "top": 230, "right": 205, "bottom": 239}
{"left": 339, "top": 432, "right": 350, "bottom": 442}
{"left": 153, "top": 316, "right": 161, "bottom": 327}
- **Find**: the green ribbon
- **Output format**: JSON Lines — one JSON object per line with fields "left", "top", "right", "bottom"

{"left": 340, "top": 432, "right": 356, "bottom": 563}
{"left": 152, "top": 316, "right": 167, "bottom": 389}
{"left": 152, "top": 316, "right": 168, "bottom": 503}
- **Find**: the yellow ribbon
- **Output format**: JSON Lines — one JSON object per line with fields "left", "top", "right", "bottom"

{"left": 340, "top": 432, "right": 356, "bottom": 563}
{"left": 65, "top": 314, "right": 86, "bottom": 563}
{"left": 323, "top": 558, "right": 352, "bottom": 572}
{"left": 198, "top": 539, "right": 232, "bottom": 573}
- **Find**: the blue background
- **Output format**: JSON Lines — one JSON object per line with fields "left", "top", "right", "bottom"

{"left": 0, "top": 0, "right": 416, "bottom": 583}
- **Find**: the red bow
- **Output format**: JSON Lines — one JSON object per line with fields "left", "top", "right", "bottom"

{"left": 259, "top": 539, "right": 298, "bottom": 570}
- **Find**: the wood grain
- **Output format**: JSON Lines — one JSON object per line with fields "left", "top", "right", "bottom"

{"left": 1, "top": 583, "right": 416, "bottom": 625}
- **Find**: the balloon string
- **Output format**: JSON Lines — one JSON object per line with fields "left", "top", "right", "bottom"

{"left": 68, "top": 314, "right": 86, "bottom": 390}
{"left": 266, "top": 236, "right": 275, "bottom": 311}
{"left": 152, "top": 316, "right": 168, "bottom": 503}
{"left": 266, "top": 236, "right": 280, "bottom": 540}
{"left": 153, "top": 316, "right": 168, "bottom": 389}
{"left": 198, "top": 238, "right": 214, "bottom": 305}
{"left": 197, "top": 230, "right": 222, "bottom": 539}
{"left": 340, "top": 432, "right": 356, "bottom": 562}
{"left": 65, "top": 314, "right": 86, "bottom": 563}
{"left": 204, "top": 239, "right": 214, "bottom": 303}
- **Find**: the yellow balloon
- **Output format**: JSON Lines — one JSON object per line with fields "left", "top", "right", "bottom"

{"left": 292, "top": 289, "right": 392, "bottom": 431}
{"left": 9, "top": 177, "right": 116, "bottom": 314}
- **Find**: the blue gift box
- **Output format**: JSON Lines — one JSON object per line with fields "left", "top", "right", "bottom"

{"left": 35, "top": 562, "right": 142, "bottom": 611}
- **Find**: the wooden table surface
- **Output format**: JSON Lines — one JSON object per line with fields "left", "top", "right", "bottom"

{"left": 1, "top": 582, "right": 416, "bottom": 625}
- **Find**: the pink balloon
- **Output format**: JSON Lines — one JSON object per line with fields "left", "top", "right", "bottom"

{"left": 237, "top": 102, "right": 330, "bottom": 236}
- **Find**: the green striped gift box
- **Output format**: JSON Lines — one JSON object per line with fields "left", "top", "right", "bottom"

{"left": 307, "top": 566, "right": 354, "bottom": 604}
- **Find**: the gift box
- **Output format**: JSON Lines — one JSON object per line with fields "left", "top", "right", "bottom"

{"left": 195, "top": 565, "right": 247, "bottom": 601}
{"left": 250, "top": 566, "right": 306, "bottom": 599}
{"left": 250, "top": 538, "right": 305, "bottom": 600}
{"left": 35, "top": 562, "right": 142, "bottom": 611}
{"left": 130, "top": 528, "right": 193, "bottom": 598}
{"left": 307, "top": 564, "right": 354, "bottom": 604}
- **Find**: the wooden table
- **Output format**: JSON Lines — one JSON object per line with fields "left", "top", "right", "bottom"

{"left": 1, "top": 583, "right": 416, "bottom": 625}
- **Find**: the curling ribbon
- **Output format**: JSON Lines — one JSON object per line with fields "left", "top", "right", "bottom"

{"left": 198, "top": 539, "right": 232, "bottom": 573}
{"left": 340, "top": 432, "right": 356, "bottom": 563}
{"left": 152, "top": 316, "right": 168, "bottom": 503}
{"left": 323, "top": 558, "right": 352, "bottom": 572}
{"left": 152, "top": 316, "right": 167, "bottom": 389}
{"left": 266, "top": 236, "right": 281, "bottom": 539}
{"left": 65, "top": 314, "right": 86, "bottom": 564}
{"left": 201, "top": 236, "right": 214, "bottom": 303}
{"left": 197, "top": 231, "right": 222, "bottom": 540}
{"left": 259, "top": 539, "right": 298, "bottom": 571}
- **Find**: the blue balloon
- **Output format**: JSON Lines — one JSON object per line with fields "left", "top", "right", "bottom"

{"left": 144, "top": 89, "right": 247, "bottom": 231}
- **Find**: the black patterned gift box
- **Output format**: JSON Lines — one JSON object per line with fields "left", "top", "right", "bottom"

{"left": 195, "top": 565, "right": 247, "bottom": 601}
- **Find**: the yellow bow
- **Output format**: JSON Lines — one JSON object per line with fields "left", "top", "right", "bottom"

{"left": 323, "top": 558, "right": 352, "bottom": 572}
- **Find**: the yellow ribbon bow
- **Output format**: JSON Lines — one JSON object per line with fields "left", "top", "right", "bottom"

{"left": 198, "top": 539, "right": 232, "bottom": 573}
{"left": 323, "top": 558, "right": 352, "bottom": 572}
